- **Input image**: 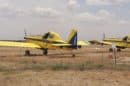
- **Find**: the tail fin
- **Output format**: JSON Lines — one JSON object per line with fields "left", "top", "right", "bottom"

{"left": 66, "top": 29, "right": 77, "bottom": 48}
{"left": 122, "top": 36, "right": 128, "bottom": 42}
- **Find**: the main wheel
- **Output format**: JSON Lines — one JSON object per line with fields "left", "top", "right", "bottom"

{"left": 25, "top": 50, "right": 30, "bottom": 56}
{"left": 43, "top": 49, "right": 48, "bottom": 56}
{"left": 117, "top": 48, "right": 121, "bottom": 52}
{"left": 72, "top": 54, "right": 76, "bottom": 57}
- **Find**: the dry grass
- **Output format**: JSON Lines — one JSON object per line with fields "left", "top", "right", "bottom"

{"left": 0, "top": 45, "right": 130, "bottom": 86}
{"left": 0, "top": 70, "right": 130, "bottom": 86}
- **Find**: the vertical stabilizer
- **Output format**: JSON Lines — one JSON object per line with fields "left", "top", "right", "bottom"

{"left": 66, "top": 29, "right": 77, "bottom": 48}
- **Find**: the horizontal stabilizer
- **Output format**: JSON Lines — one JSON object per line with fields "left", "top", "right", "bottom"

{"left": 77, "top": 41, "right": 89, "bottom": 46}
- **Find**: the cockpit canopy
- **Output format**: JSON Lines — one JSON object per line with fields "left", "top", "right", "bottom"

{"left": 24, "top": 31, "right": 64, "bottom": 43}
{"left": 42, "top": 32, "right": 63, "bottom": 42}
{"left": 122, "top": 35, "right": 130, "bottom": 42}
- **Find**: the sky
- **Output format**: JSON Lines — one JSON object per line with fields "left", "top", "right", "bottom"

{"left": 0, "top": 0, "right": 130, "bottom": 40}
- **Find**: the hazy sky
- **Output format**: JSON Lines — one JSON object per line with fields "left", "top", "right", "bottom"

{"left": 0, "top": 0, "right": 130, "bottom": 40}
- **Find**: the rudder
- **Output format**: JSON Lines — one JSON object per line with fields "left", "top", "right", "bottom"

{"left": 66, "top": 29, "right": 77, "bottom": 48}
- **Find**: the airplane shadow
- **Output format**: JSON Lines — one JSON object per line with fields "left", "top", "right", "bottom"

{"left": 0, "top": 50, "right": 112, "bottom": 58}
{"left": 24, "top": 53, "right": 85, "bottom": 58}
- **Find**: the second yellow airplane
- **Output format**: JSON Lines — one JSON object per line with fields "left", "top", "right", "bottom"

{"left": 98, "top": 35, "right": 130, "bottom": 52}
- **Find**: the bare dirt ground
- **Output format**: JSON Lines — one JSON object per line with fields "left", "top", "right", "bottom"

{"left": 0, "top": 45, "right": 130, "bottom": 86}
{"left": 0, "top": 70, "right": 130, "bottom": 86}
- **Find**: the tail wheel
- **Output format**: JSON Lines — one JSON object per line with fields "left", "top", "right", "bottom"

{"left": 72, "top": 54, "right": 76, "bottom": 57}
{"left": 43, "top": 49, "right": 48, "bottom": 56}
{"left": 25, "top": 50, "right": 30, "bottom": 56}
{"left": 109, "top": 48, "right": 121, "bottom": 52}
{"left": 117, "top": 48, "right": 121, "bottom": 52}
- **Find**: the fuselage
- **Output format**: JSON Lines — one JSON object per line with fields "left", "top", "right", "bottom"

{"left": 23, "top": 31, "right": 74, "bottom": 50}
{"left": 103, "top": 38, "right": 130, "bottom": 49}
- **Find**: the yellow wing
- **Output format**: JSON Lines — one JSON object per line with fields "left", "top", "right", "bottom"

{"left": 77, "top": 41, "right": 89, "bottom": 46}
{"left": 0, "top": 41, "right": 41, "bottom": 48}
{"left": 100, "top": 41, "right": 113, "bottom": 45}
{"left": 99, "top": 41, "right": 128, "bottom": 48}
{"left": 51, "top": 43, "right": 71, "bottom": 46}
{"left": 52, "top": 41, "right": 89, "bottom": 46}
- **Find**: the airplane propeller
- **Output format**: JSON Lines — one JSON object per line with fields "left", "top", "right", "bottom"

{"left": 102, "top": 33, "right": 106, "bottom": 40}
{"left": 24, "top": 29, "right": 27, "bottom": 36}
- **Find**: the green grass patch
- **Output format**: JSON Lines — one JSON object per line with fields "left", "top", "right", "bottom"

{"left": 76, "top": 62, "right": 104, "bottom": 71}
{"left": 114, "top": 64, "right": 130, "bottom": 71}
{"left": 23, "top": 63, "right": 48, "bottom": 71}
{"left": 51, "top": 63, "right": 69, "bottom": 70}
{"left": 0, "top": 65, "right": 15, "bottom": 73}
{"left": 0, "top": 61, "right": 130, "bottom": 72}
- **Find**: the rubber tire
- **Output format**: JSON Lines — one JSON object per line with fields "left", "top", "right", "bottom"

{"left": 117, "top": 48, "right": 121, "bottom": 52}
{"left": 43, "top": 49, "right": 48, "bottom": 56}
{"left": 72, "top": 54, "right": 76, "bottom": 57}
{"left": 25, "top": 50, "right": 30, "bottom": 56}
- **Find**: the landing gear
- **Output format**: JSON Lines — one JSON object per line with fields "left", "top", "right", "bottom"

{"left": 117, "top": 48, "right": 121, "bottom": 52}
{"left": 43, "top": 49, "right": 48, "bottom": 55}
{"left": 109, "top": 48, "right": 121, "bottom": 52}
{"left": 72, "top": 54, "right": 76, "bottom": 57}
{"left": 25, "top": 50, "right": 30, "bottom": 56}
{"left": 71, "top": 50, "right": 76, "bottom": 57}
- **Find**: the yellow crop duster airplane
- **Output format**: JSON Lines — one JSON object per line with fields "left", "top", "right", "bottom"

{"left": 0, "top": 29, "right": 89, "bottom": 56}
{"left": 99, "top": 35, "right": 130, "bottom": 51}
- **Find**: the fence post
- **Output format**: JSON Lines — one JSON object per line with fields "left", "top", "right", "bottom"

{"left": 112, "top": 44, "right": 117, "bottom": 66}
